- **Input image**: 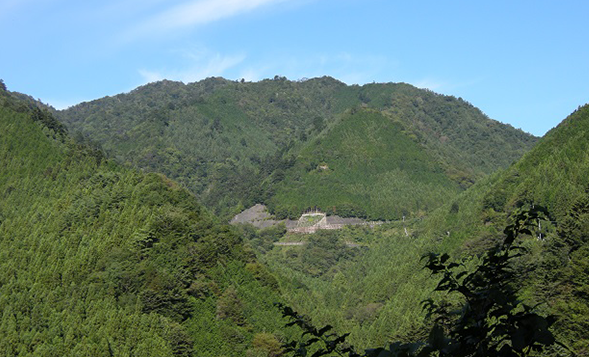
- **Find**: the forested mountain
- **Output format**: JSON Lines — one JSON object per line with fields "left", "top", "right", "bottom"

{"left": 2, "top": 73, "right": 587, "bottom": 356}
{"left": 0, "top": 86, "right": 288, "bottom": 356}
{"left": 267, "top": 108, "right": 462, "bottom": 219}
{"left": 240, "top": 104, "right": 589, "bottom": 355}
{"left": 57, "top": 77, "right": 537, "bottom": 220}
{"left": 417, "top": 103, "right": 589, "bottom": 354}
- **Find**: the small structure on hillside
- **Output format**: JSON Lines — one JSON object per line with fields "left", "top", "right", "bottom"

{"left": 298, "top": 211, "right": 326, "bottom": 226}
{"left": 230, "top": 204, "right": 383, "bottom": 234}
{"left": 287, "top": 209, "right": 381, "bottom": 234}
{"left": 292, "top": 211, "right": 328, "bottom": 233}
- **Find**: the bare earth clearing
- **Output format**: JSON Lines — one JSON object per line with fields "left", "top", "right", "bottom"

{"left": 230, "top": 204, "right": 298, "bottom": 229}
{"left": 230, "top": 204, "right": 383, "bottom": 233}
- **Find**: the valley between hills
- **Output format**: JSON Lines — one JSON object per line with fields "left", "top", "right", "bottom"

{"left": 1, "top": 77, "right": 587, "bottom": 356}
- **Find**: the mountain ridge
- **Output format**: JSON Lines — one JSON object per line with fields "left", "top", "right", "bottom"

{"left": 0, "top": 85, "right": 289, "bottom": 356}
{"left": 243, "top": 102, "right": 589, "bottom": 353}
{"left": 2, "top": 77, "right": 588, "bottom": 354}
{"left": 416, "top": 102, "right": 589, "bottom": 353}
{"left": 57, "top": 76, "right": 538, "bottom": 220}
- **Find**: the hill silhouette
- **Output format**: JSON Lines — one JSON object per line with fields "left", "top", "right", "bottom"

{"left": 0, "top": 84, "right": 287, "bottom": 356}
{"left": 57, "top": 77, "right": 537, "bottom": 220}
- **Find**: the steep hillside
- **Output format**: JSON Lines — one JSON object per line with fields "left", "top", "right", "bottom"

{"left": 0, "top": 87, "right": 287, "bottom": 356}
{"left": 57, "top": 77, "right": 537, "bottom": 219}
{"left": 57, "top": 77, "right": 350, "bottom": 216}
{"left": 241, "top": 223, "right": 441, "bottom": 350}
{"left": 239, "top": 104, "right": 589, "bottom": 354}
{"left": 268, "top": 108, "right": 462, "bottom": 220}
{"left": 419, "top": 103, "right": 589, "bottom": 354}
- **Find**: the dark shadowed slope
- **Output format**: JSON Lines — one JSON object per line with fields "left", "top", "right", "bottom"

{"left": 420, "top": 103, "right": 589, "bottom": 354}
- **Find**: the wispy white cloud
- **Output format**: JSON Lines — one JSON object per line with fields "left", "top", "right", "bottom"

{"left": 415, "top": 76, "right": 489, "bottom": 94}
{"left": 248, "top": 52, "right": 393, "bottom": 85}
{"left": 45, "top": 97, "right": 91, "bottom": 110}
{"left": 315, "top": 53, "right": 393, "bottom": 84}
{"left": 125, "top": 0, "right": 289, "bottom": 41}
{"left": 238, "top": 67, "right": 268, "bottom": 82}
{"left": 139, "top": 49, "right": 396, "bottom": 86}
{"left": 139, "top": 50, "right": 246, "bottom": 84}
{"left": 138, "top": 69, "right": 165, "bottom": 83}
{"left": 414, "top": 78, "right": 445, "bottom": 91}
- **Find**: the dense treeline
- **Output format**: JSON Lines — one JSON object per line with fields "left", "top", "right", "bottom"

{"left": 267, "top": 108, "right": 462, "bottom": 219}
{"left": 239, "top": 223, "right": 439, "bottom": 350}
{"left": 278, "top": 208, "right": 560, "bottom": 356}
{"left": 0, "top": 87, "right": 289, "bottom": 356}
{"left": 236, "top": 105, "right": 589, "bottom": 355}
{"left": 415, "top": 104, "right": 589, "bottom": 355}
{"left": 57, "top": 77, "right": 537, "bottom": 220}
{"left": 6, "top": 77, "right": 584, "bottom": 356}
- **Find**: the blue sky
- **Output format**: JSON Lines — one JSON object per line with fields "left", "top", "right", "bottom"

{"left": 1, "top": 0, "right": 588, "bottom": 136}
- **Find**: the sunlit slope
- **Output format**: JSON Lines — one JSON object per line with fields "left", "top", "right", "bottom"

{"left": 0, "top": 89, "right": 285, "bottom": 356}
{"left": 258, "top": 104, "right": 589, "bottom": 353}
{"left": 268, "top": 108, "right": 462, "bottom": 220}
{"left": 58, "top": 77, "right": 537, "bottom": 219}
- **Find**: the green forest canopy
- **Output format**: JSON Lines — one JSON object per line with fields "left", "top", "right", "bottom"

{"left": 57, "top": 77, "right": 537, "bottom": 220}
{"left": 0, "top": 84, "right": 290, "bottom": 356}
{"left": 3, "top": 79, "right": 587, "bottom": 356}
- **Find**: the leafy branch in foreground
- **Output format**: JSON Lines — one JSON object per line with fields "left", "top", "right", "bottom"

{"left": 278, "top": 206, "right": 565, "bottom": 357}
{"left": 418, "top": 205, "right": 559, "bottom": 356}
{"left": 275, "top": 303, "right": 360, "bottom": 357}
